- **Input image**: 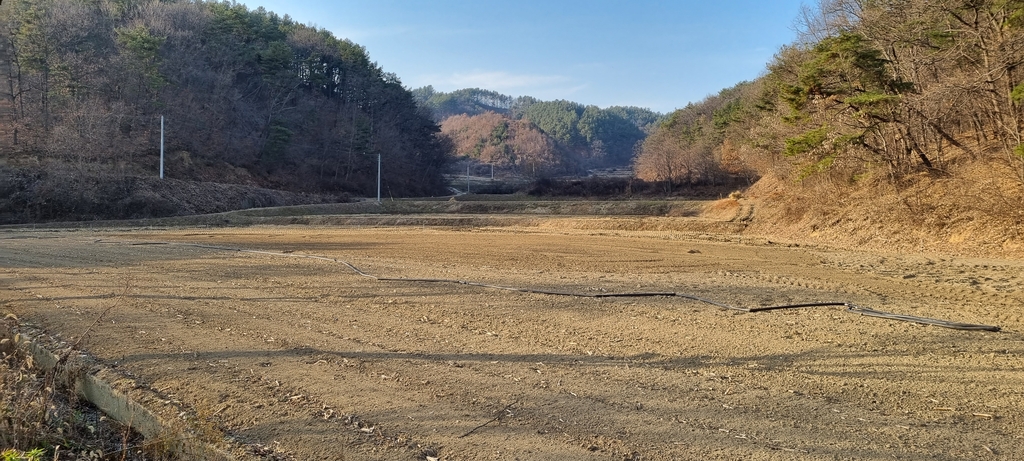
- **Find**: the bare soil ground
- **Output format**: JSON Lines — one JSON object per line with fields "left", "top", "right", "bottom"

{"left": 2, "top": 218, "right": 1023, "bottom": 460}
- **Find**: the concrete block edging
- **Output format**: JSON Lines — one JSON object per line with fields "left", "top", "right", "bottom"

{"left": 1, "top": 319, "right": 235, "bottom": 460}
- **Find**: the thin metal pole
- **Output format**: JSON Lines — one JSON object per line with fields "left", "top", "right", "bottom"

{"left": 160, "top": 115, "right": 164, "bottom": 179}
{"left": 466, "top": 163, "right": 470, "bottom": 193}
{"left": 377, "top": 153, "right": 381, "bottom": 203}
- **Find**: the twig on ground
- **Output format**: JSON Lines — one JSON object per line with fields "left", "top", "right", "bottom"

{"left": 69, "top": 275, "right": 133, "bottom": 353}
{"left": 459, "top": 400, "right": 519, "bottom": 438}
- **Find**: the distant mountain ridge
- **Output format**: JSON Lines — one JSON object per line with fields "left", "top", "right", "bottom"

{"left": 413, "top": 86, "right": 663, "bottom": 175}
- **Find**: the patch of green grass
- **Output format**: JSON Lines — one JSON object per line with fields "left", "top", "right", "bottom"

{"left": 2, "top": 448, "right": 45, "bottom": 461}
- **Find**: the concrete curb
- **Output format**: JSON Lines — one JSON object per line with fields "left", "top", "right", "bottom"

{"left": 1, "top": 322, "right": 236, "bottom": 460}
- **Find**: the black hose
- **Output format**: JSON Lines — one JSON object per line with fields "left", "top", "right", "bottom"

{"left": 99, "top": 240, "right": 1003, "bottom": 332}
{"left": 346, "top": 259, "right": 1000, "bottom": 332}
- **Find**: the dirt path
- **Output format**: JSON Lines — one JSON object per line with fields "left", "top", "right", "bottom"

{"left": 2, "top": 225, "right": 1023, "bottom": 460}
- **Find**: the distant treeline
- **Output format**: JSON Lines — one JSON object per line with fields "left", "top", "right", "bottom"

{"left": 0, "top": 0, "right": 452, "bottom": 200}
{"left": 413, "top": 86, "right": 662, "bottom": 176}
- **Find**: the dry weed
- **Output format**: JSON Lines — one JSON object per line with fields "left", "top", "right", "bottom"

{"left": 1, "top": 287, "right": 157, "bottom": 460}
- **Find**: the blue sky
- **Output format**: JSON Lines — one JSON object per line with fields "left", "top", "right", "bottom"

{"left": 242, "top": 1, "right": 807, "bottom": 114}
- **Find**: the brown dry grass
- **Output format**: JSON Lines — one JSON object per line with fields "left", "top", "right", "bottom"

{"left": 700, "top": 197, "right": 742, "bottom": 221}
{"left": 742, "top": 163, "right": 1024, "bottom": 258}
{"left": 1, "top": 316, "right": 149, "bottom": 460}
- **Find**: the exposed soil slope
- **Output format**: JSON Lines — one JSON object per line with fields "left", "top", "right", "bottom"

{"left": 742, "top": 171, "right": 1024, "bottom": 259}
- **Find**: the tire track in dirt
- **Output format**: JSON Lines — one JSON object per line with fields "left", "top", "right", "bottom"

{"left": 3, "top": 228, "right": 1024, "bottom": 460}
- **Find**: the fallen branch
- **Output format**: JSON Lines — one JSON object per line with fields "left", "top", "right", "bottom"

{"left": 460, "top": 400, "right": 519, "bottom": 438}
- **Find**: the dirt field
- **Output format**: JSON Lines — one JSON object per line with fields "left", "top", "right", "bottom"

{"left": 2, "top": 221, "right": 1023, "bottom": 460}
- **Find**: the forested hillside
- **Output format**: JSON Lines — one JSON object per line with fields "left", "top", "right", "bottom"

{"left": 414, "top": 86, "right": 661, "bottom": 176}
{"left": 0, "top": 0, "right": 452, "bottom": 222}
{"left": 634, "top": 82, "right": 757, "bottom": 189}
{"left": 440, "top": 112, "right": 563, "bottom": 177}
{"left": 412, "top": 87, "right": 534, "bottom": 120}
{"left": 635, "top": 0, "right": 1024, "bottom": 249}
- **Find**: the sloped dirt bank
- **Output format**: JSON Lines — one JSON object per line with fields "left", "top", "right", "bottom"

{"left": 740, "top": 172, "right": 1024, "bottom": 260}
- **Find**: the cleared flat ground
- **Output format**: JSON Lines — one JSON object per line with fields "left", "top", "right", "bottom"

{"left": 2, "top": 223, "right": 1023, "bottom": 460}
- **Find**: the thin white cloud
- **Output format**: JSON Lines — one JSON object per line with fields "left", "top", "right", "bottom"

{"left": 333, "top": 25, "right": 412, "bottom": 41}
{"left": 335, "top": 24, "right": 479, "bottom": 42}
{"left": 528, "top": 83, "right": 590, "bottom": 101}
{"left": 444, "top": 71, "right": 571, "bottom": 91}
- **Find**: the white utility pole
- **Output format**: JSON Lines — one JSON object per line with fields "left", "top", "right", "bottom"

{"left": 159, "top": 115, "right": 165, "bottom": 179}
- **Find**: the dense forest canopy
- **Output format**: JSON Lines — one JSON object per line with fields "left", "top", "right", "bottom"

{"left": 414, "top": 86, "right": 662, "bottom": 176}
{"left": 0, "top": 0, "right": 452, "bottom": 214}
